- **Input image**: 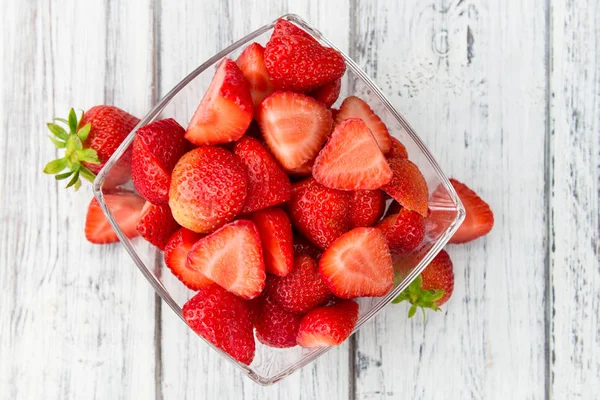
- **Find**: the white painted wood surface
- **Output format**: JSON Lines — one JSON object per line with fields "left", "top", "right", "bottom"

{"left": 0, "top": 1, "right": 598, "bottom": 399}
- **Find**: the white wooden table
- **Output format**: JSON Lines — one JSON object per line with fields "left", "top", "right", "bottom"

{"left": 1, "top": 1, "right": 598, "bottom": 399}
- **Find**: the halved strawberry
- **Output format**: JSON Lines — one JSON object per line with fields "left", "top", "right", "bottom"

{"left": 236, "top": 43, "right": 276, "bottom": 108}
{"left": 250, "top": 207, "right": 294, "bottom": 276}
{"left": 388, "top": 136, "right": 408, "bottom": 160}
{"left": 296, "top": 300, "right": 359, "bottom": 347}
{"left": 257, "top": 91, "right": 333, "bottom": 170}
{"left": 85, "top": 191, "right": 145, "bottom": 244}
{"left": 136, "top": 202, "right": 180, "bottom": 250}
{"left": 233, "top": 136, "right": 291, "bottom": 214}
{"left": 336, "top": 96, "right": 392, "bottom": 154}
{"left": 319, "top": 227, "right": 393, "bottom": 299}
{"left": 255, "top": 294, "right": 302, "bottom": 348}
{"left": 186, "top": 58, "right": 253, "bottom": 145}
{"left": 448, "top": 179, "right": 494, "bottom": 243}
{"left": 183, "top": 285, "right": 255, "bottom": 365}
{"left": 313, "top": 118, "right": 392, "bottom": 190}
{"left": 271, "top": 19, "right": 316, "bottom": 42}
{"left": 308, "top": 78, "right": 342, "bottom": 108}
{"left": 186, "top": 220, "right": 265, "bottom": 299}
{"left": 381, "top": 158, "right": 428, "bottom": 217}
{"left": 349, "top": 190, "right": 386, "bottom": 228}
{"left": 164, "top": 228, "right": 212, "bottom": 290}
{"left": 376, "top": 208, "right": 425, "bottom": 255}
{"left": 293, "top": 234, "right": 323, "bottom": 260}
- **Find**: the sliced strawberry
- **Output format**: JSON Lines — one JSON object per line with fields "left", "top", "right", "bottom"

{"left": 376, "top": 208, "right": 425, "bottom": 255}
{"left": 319, "top": 227, "right": 393, "bottom": 299}
{"left": 186, "top": 220, "right": 265, "bottom": 299}
{"left": 264, "top": 35, "right": 346, "bottom": 92}
{"left": 233, "top": 136, "right": 291, "bottom": 214}
{"left": 183, "top": 285, "right": 255, "bottom": 365}
{"left": 186, "top": 58, "right": 253, "bottom": 145}
{"left": 388, "top": 136, "right": 408, "bottom": 160}
{"left": 288, "top": 178, "right": 350, "bottom": 249}
{"left": 164, "top": 228, "right": 212, "bottom": 290}
{"left": 307, "top": 78, "right": 342, "bottom": 108}
{"left": 255, "top": 294, "right": 302, "bottom": 348}
{"left": 271, "top": 19, "right": 316, "bottom": 42}
{"left": 257, "top": 91, "right": 333, "bottom": 170}
{"left": 85, "top": 191, "right": 145, "bottom": 244}
{"left": 136, "top": 202, "right": 180, "bottom": 250}
{"left": 349, "top": 190, "right": 386, "bottom": 228}
{"left": 266, "top": 255, "right": 332, "bottom": 314}
{"left": 250, "top": 207, "right": 294, "bottom": 277}
{"left": 336, "top": 96, "right": 392, "bottom": 154}
{"left": 236, "top": 43, "right": 276, "bottom": 108}
{"left": 286, "top": 158, "right": 314, "bottom": 177}
{"left": 169, "top": 146, "right": 247, "bottom": 233}
{"left": 313, "top": 118, "right": 392, "bottom": 190}
{"left": 293, "top": 234, "right": 323, "bottom": 260}
{"left": 381, "top": 158, "right": 428, "bottom": 217}
{"left": 296, "top": 300, "right": 359, "bottom": 347}
{"left": 449, "top": 179, "right": 494, "bottom": 243}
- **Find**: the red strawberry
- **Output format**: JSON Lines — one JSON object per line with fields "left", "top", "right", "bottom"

{"left": 382, "top": 158, "right": 428, "bottom": 217}
{"left": 271, "top": 19, "right": 316, "bottom": 42}
{"left": 307, "top": 78, "right": 342, "bottom": 108}
{"left": 169, "top": 146, "right": 247, "bottom": 233}
{"left": 388, "top": 136, "right": 408, "bottom": 160}
{"left": 376, "top": 209, "right": 425, "bottom": 255}
{"left": 336, "top": 96, "right": 392, "bottom": 154}
{"left": 392, "top": 249, "right": 454, "bottom": 317}
{"left": 330, "top": 108, "right": 339, "bottom": 121}
{"left": 131, "top": 118, "right": 187, "bottom": 204}
{"left": 164, "top": 228, "right": 212, "bottom": 290}
{"left": 85, "top": 190, "right": 145, "bottom": 244}
{"left": 255, "top": 294, "right": 302, "bottom": 348}
{"left": 246, "top": 296, "right": 261, "bottom": 324}
{"left": 286, "top": 158, "right": 314, "bottom": 177}
{"left": 186, "top": 220, "right": 265, "bottom": 299}
{"left": 313, "top": 118, "right": 392, "bottom": 190}
{"left": 266, "top": 255, "right": 332, "bottom": 314}
{"left": 136, "top": 202, "right": 180, "bottom": 250}
{"left": 250, "top": 207, "right": 294, "bottom": 276}
{"left": 236, "top": 43, "right": 276, "bottom": 108}
{"left": 296, "top": 300, "right": 359, "bottom": 347}
{"left": 233, "top": 136, "right": 291, "bottom": 214}
{"left": 257, "top": 91, "right": 333, "bottom": 170}
{"left": 186, "top": 58, "right": 253, "bottom": 145}
{"left": 293, "top": 234, "right": 323, "bottom": 260}
{"left": 264, "top": 35, "right": 346, "bottom": 92}
{"left": 349, "top": 190, "right": 386, "bottom": 228}
{"left": 183, "top": 285, "right": 255, "bottom": 365}
{"left": 448, "top": 179, "right": 494, "bottom": 244}
{"left": 319, "top": 227, "right": 393, "bottom": 298}
{"left": 288, "top": 178, "right": 350, "bottom": 249}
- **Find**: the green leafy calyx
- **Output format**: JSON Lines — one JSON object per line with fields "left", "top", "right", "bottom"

{"left": 392, "top": 275, "right": 445, "bottom": 320}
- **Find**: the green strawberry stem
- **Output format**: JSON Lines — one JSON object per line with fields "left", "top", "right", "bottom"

{"left": 43, "top": 108, "right": 100, "bottom": 191}
{"left": 392, "top": 275, "right": 445, "bottom": 319}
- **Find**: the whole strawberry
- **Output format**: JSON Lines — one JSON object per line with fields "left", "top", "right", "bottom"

{"left": 376, "top": 208, "right": 425, "bottom": 255}
{"left": 255, "top": 294, "right": 302, "bottom": 348}
{"left": 136, "top": 202, "right": 180, "bottom": 250}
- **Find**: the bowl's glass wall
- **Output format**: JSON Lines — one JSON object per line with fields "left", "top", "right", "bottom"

{"left": 93, "top": 15, "right": 464, "bottom": 385}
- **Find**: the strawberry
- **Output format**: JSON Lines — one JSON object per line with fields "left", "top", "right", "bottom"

{"left": 163, "top": 228, "right": 212, "bottom": 290}
{"left": 330, "top": 108, "right": 339, "bottom": 121}
{"left": 250, "top": 207, "right": 294, "bottom": 277}
{"left": 185, "top": 58, "right": 253, "bottom": 146}
{"left": 84, "top": 190, "right": 145, "bottom": 244}
{"left": 186, "top": 220, "right": 265, "bottom": 299}
{"left": 448, "top": 179, "right": 494, "bottom": 244}
{"left": 286, "top": 158, "right": 314, "bottom": 177}
{"left": 293, "top": 234, "right": 323, "bottom": 260}
{"left": 264, "top": 35, "right": 346, "bottom": 92}
{"left": 255, "top": 294, "right": 302, "bottom": 348}
{"left": 266, "top": 255, "right": 332, "bottom": 314}
{"left": 336, "top": 96, "right": 392, "bottom": 154}
{"left": 271, "top": 19, "right": 316, "bottom": 42}
{"left": 296, "top": 300, "right": 359, "bottom": 347}
{"left": 288, "top": 178, "right": 350, "bottom": 249}
{"left": 233, "top": 136, "right": 291, "bottom": 214}
{"left": 349, "top": 190, "right": 386, "bottom": 228}
{"left": 235, "top": 43, "right": 276, "bottom": 108}
{"left": 319, "top": 227, "right": 393, "bottom": 298}
{"left": 169, "top": 146, "right": 247, "bottom": 233}
{"left": 246, "top": 296, "right": 261, "bottom": 324}
{"left": 313, "top": 118, "right": 392, "bottom": 190}
{"left": 136, "top": 202, "right": 180, "bottom": 250}
{"left": 43, "top": 107, "right": 139, "bottom": 190}
{"left": 388, "top": 136, "right": 408, "bottom": 160}
{"left": 382, "top": 158, "right": 428, "bottom": 217}
{"left": 376, "top": 208, "right": 426, "bottom": 255}
{"left": 307, "top": 78, "right": 342, "bottom": 108}
{"left": 131, "top": 118, "right": 187, "bottom": 204}
{"left": 183, "top": 285, "right": 255, "bottom": 365}
{"left": 257, "top": 91, "right": 333, "bottom": 170}
{"left": 392, "top": 249, "right": 454, "bottom": 317}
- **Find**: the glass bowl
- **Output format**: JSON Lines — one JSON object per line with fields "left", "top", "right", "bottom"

{"left": 93, "top": 14, "right": 465, "bottom": 385}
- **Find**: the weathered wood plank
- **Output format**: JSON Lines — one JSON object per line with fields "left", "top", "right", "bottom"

{"left": 549, "top": 1, "right": 600, "bottom": 398}
{"left": 352, "top": 1, "right": 548, "bottom": 398}
{"left": 0, "top": 1, "right": 156, "bottom": 399}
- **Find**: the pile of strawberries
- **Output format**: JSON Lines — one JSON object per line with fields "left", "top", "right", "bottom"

{"left": 44, "top": 19, "right": 494, "bottom": 366}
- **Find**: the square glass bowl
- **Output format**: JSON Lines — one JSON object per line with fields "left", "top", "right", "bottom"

{"left": 93, "top": 14, "right": 465, "bottom": 385}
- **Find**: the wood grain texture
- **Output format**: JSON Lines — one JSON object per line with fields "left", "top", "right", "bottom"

{"left": 0, "top": 1, "right": 157, "bottom": 399}
{"left": 549, "top": 1, "right": 600, "bottom": 398}
{"left": 352, "top": 1, "right": 548, "bottom": 398}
